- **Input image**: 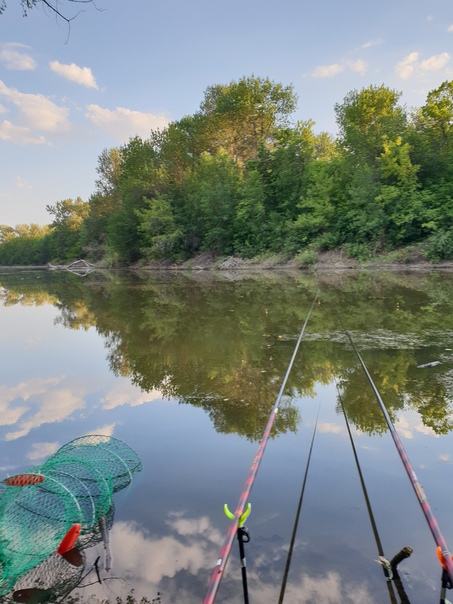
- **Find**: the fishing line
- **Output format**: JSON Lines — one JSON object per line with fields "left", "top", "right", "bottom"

{"left": 277, "top": 405, "right": 320, "bottom": 604}
{"left": 203, "top": 290, "right": 320, "bottom": 604}
{"left": 336, "top": 381, "right": 400, "bottom": 604}
{"left": 345, "top": 330, "right": 453, "bottom": 588}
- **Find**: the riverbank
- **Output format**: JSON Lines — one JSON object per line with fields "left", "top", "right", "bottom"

{"left": 3, "top": 247, "right": 453, "bottom": 272}
{"left": 134, "top": 249, "right": 453, "bottom": 272}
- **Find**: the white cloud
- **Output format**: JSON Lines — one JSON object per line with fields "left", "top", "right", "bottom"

{"left": 101, "top": 380, "right": 163, "bottom": 410}
{"left": 395, "top": 52, "right": 419, "bottom": 79}
{"left": 0, "top": 377, "right": 61, "bottom": 400}
{"left": 27, "top": 441, "right": 60, "bottom": 461}
{"left": 50, "top": 60, "right": 98, "bottom": 89}
{"left": 359, "top": 39, "right": 382, "bottom": 49}
{"left": 84, "top": 423, "right": 116, "bottom": 437}
{"left": 346, "top": 59, "right": 367, "bottom": 74}
{"left": 395, "top": 52, "right": 450, "bottom": 80}
{"left": 310, "top": 59, "right": 366, "bottom": 79}
{"left": 105, "top": 517, "right": 375, "bottom": 604}
{"left": 318, "top": 422, "right": 343, "bottom": 434}
{"left": 420, "top": 52, "right": 450, "bottom": 71}
{"left": 448, "top": 24, "right": 453, "bottom": 32}
{"left": 440, "top": 453, "right": 450, "bottom": 462}
{"left": 395, "top": 413, "right": 438, "bottom": 440}
{"left": 0, "top": 377, "right": 86, "bottom": 441}
{"left": 0, "top": 43, "right": 36, "bottom": 71}
{"left": 0, "top": 120, "right": 46, "bottom": 145}
{"left": 0, "top": 80, "right": 70, "bottom": 144}
{"left": 85, "top": 104, "right": 169, "bottom": 141}
{"left": 311, "top": 63, "right": 343, "bottom": 78}
{"left": 16, "top": 176, "right": 32, "bottom": 189}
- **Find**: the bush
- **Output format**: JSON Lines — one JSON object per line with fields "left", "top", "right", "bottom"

{"left": 343, "top": 243, "right": 372, "bottom": 261}
{"left": 426, "top": 229, "right": 453, "bottom": 262}
{"left": 295, "top": 248, "right": 318, "bottom": 267}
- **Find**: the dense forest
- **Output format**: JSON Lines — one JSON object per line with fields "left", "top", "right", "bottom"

{"left": 1, "top": 75, "right": 453, "bottom": 266}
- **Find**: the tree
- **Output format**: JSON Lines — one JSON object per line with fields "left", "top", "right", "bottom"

{"left": 107, "top": 136, "right": 161, "bottom": 263}
{"left": 0, "top": 223, "right": 51, "bottom": 265}
{"left": 198, "top": 75, "right": 297, "bottom": 165}
{"left": 46, "top": 197, "right": 89, "bottom": 261}
{"left": 285, "top": 161, "right": 336, "bottom": 252}
{"left": 0, "top": 0, "right": 99, "bottom": 24}
{"left": 376, "top": 136, "right": 429, "bottom": 244}
{"left": 335, "top": 84, "right": 407, "bottom": 166}
{"left": 136, "top": 194, "right": 182, "bottom": 261}
{"left": 81, "top": 147, "right": 124, "bottom": 256}
{"left": 0, "top": 225, "right": 16, "bottom": 244}
{"left": 409, "top": 80, "right": 453, "bottom": 183}
{"left": 186, "top": 150, "right": 242, "bottom": 254}
{"left": 234, "top": 170, "right": 266, "bottom": 257}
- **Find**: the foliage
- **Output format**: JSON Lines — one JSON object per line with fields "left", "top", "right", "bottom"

{"left": 46, "top": 197, "right": 89, "bottom": 262}
{"left": 0, "top": 224, "right": 52, "bottom": 265}
{"left": 0, "top": 0, "right": 97, "bottom": 23}
{"left": 425, "top": 229, "right": 453, "bottom": 262}
{"left": 3, "top": 76, "right": 453, "bottom": 266}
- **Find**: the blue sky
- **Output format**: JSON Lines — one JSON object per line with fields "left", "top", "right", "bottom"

{"left": 1, "top": 0, "right": 452, "bottom": 226}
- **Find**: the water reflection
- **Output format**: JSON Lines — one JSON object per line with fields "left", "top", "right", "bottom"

{"left": 75, "top": 514, "right": 380, "bottom": 604}
{"left": 1, "top": 269, "right": 453, "bottom": 603}
{"left": 1, "top": 269, "right": 453, "bottom": 439}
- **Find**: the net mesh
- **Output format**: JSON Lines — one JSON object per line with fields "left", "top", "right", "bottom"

{"left": 0, "top": 435, "right": 142, "bottom": 597}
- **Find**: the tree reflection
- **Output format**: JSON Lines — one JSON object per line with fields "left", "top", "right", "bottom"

{"left": 1, "top": 269, "right": 453, "bottom": 438}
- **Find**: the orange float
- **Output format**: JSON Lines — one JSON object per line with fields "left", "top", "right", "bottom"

{"left": 4, "top": 474, "right": 44, "bottom": 487}
{"left": 57, "top": 523, "right": 81, "bottom": 555}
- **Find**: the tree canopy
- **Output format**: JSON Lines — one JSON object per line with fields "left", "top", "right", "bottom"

{"left": 0, "top": 0, "right": 99, "bottom": 24}
{"left": 3, "top": 75, "right": 453, "bottom": 266}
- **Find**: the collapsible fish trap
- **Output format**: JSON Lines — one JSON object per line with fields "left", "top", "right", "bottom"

{"left": 0, "top": 435, "right": 142, "bottom": 596}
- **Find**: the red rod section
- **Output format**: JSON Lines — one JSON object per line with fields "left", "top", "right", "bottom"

{"left": 204, "top": 291, "right": 319, "bottom": 604}
{"left": 346, "top": 331, "right": 453, "bottom": 585}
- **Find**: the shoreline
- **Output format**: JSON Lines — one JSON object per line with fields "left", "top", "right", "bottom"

{"left": 2, "top": 251, "right": 453, "bottom": 273}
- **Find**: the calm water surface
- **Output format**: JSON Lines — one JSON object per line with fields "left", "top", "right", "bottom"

{"left": 1, "top": 268, "right": 453, "bottom": 604}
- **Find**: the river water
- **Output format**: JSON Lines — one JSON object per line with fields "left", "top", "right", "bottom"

{"left": 0, "top": 268, "right": 453, "bottom": 604}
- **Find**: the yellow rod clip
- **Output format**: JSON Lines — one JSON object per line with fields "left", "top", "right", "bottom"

{"left": 224, "top": 502, "right": 251, "bottom": 527}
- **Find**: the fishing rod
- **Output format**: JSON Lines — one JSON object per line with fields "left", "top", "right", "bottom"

{"left": 345, "top": 331, "right": 453, "bottom": 590}
{"left": 336, "top": 382, "right": 411, "bottom": 604}
{"left": 277, "top": 406, "right": 320, "bottom": 604}
{"left": 203, "top": 290, "right": 320, "bottom": 604}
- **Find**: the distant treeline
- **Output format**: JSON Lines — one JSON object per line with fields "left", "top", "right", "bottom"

{"left": 2, "top": 75, "right": 453, "bottom": 266}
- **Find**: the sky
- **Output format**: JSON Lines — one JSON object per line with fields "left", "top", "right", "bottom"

{"left": 0, "top": 0, "right": 452, "bottom": 227}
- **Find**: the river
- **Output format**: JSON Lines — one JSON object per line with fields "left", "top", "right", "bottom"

{"left": 0, "top": 267, "right": 452, "bottom": 604}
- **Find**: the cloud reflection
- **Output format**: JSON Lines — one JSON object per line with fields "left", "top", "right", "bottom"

{"left": 101, "top": 380, "right": 164, "bottom": 410}
{"left": 396, "top": 412, "right": 438, "bottom": 439}
{"left": 3, "top": 378, "right": 86, "bottom": 441}
{"left": 76, "top": 513, "right": 378, "bottom": 604}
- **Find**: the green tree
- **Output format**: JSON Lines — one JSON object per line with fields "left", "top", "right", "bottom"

{"left": 186, "top": 150, "right": 242, "bottom": 254}
{"left": 409, "top": 80, "right": 453, "bottom": 185}
{"left": 234, "top": 170, "right": 266, "bottom": 257}
{"left": 136, "top": 194, "right": 182, "bottom": 261}
{"left": 285, "top": 160, "right": 336, "bottom": 252}
{"left": 334, "top": 85, "right": 411, "bottom": 252}
{"left": 376, "top": 136, "right": 430, "bottom": 244}
{"left": 199, "top": 75, "right": 297, "bottom": 165}
{"left": 107, "top": 137, "right": 161, "bottom": 263}
{"left": 46, "top": 197, "right": 89, "bottom": 261}
{"left": 335, "top": 84, "right": 407, "bottom": 166}
{"left": 81, "top": 148, "right": 123, "bottom": 258}
{"left": 0, "top": 223, "right": 51, "bottom": 265}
